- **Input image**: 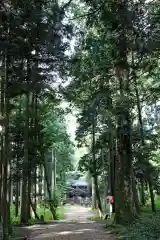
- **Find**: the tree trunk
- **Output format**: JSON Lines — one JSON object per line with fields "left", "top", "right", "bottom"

{"left": 92, "top": 177, "right": 96, "bottom": 209}
{"left": 91, "top": 113, "right": 103, "bottom": 215}
{"left": 0, "top": 62, "right": 5, "bottom": 223}
{"left": 148, "top": 177, "right": 156, "bottom": 213}
{"left": 21, "top": 90, "right": 29, "bottom": 223}
{"left": 0, "top": 116, "right": 4, "bottom": 222}
{"left": 0, "top": 143, "right": 2, "bottom": 222}
{"left": 109, "top": 139, "right": 116, "bottom": 213}
{"left": 94, "top": 175, "right": 102, "bottom": 214}
{"left": 10, "top": 184, "right": 13, "bottom": 205}
{"left": 34, "top": 167, "right": 37, "bottom": 211}
{"left": 15, "top": 98, "right": 22, "bottom": 217}
{"left": 115, "top": 65, "right": 134, "bottom": 224}
{"left": 54, "top": 150, "right": 56, "bottom": 189}
{"left": 32, "top": 92, "right": 38, "bottom": 211}
{"left": 38, "top": 166, "right": 43, "bottom": 202}
{"left": 43, "top": 161, "right": 57, "bottom": 219}
{"left": 107, "top": 82, "right": 116, "bottom": 212}
{"left": 2, "top": 157, "right": 8, "bottom": 240}
{"left": 132, "top": 170, "right": 140, "bottom": 214}
{"left": 21, "top": 59, "right": 30, "bottom": 224}
{"left": 0, "top": 151, "right": 3, "bottom": 222}
{"left": 140, "top": 180, "right": 145, "bottom": 206}
{"left": 0, "top": 140, "right": 3, "bottom": 222}
{"left": 29, "top": 197, "right": 39, "bottom": 220}
{"left": 2, "top": 53, "right": 11, "bottom": 239}
{"left": 103, "top": 174, "right": 108, "bottom": 210}
{"left": 27, "top": 174, "right": 31, "bottom": 220}
{"left": 7, "top": 161, "right": 12, "bottom": 236}
{"left": 15, "top": 181, "right": 19, "bottom": 217}
{"left": 51, "top": 148, "right": 54, "bottom": 196}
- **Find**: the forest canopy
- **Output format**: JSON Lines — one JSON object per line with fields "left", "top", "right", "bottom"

{"left": 0, "top": 0, "right": 160, "bottom": 239}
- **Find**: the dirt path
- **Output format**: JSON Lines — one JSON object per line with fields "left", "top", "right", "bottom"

{"left": 26, "top": 206, "right": 115, "bottom": 240}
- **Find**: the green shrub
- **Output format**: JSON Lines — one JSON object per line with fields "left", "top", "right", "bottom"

{"left": 10, "top": 205, "right": 65, "bottom": 225}
{"left": 37, "top": 206, "right": 65, "bottom": 221}
{"left": 121, "top": 214, "right": 160, "bottom": 240}
{"left": 57, "top": 207, "right": 65, "bottom": 220}
{"left": 11, "top": 216, "right": 20, "bottom": 225}
{"left": 156, "top": 196, "right": 160, "bottom": 209}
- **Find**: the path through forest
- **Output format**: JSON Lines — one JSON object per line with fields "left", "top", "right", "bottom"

{"left": 26, "top": 205, "right": 115, "bottom": 240}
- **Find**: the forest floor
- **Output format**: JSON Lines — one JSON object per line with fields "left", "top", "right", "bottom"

{"left": 22, "top": 205, "right": 115, "bottom": 240}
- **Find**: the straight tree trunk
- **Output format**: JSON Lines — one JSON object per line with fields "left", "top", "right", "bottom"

{"left": 38, "top": 165, "right": 43, "bottom": 202}
{"left": 15, "top": 97, "right": 22, "bottom": 217}
{"left": 44, "top": 159, "right": 57, "bottom": 219}
{"left": 15, "top": 181, "right": 19, "bottom": 217}
{"left": 21, "top": 91, "right": 29, "bottom": 223}
{"left": 115, "top": 87, "right": 134, "bottom": 224}
{"left": 2, "top": 53, "right": 11, "bottom": 239}
{"left": 20, "top": 181, "right": 22, "bottom": 212}
{"left": 105, "top": 76, "right": 116, "bottom": 213}
{"left": 0, "top": 138, "right": 3, "bottom": 222}
{"left": 34, "top": 167, "right": 37, "bottom": 211}
{"left": 27, "top": 172, "right": 31, "bottom": 220}
{"left": 10, "top": 184, "right": 13, "bottom": 205}
{"left": 0, "top": 140, "right": 3, "bottom": 222}
{"left": 114, "top": 4, "right": 137, "bottom": 221}
{"left": 21, "top": 59, "right": 30, "bottom": 224}
{"left": 0, "top": 77, "right": 4, "bottom": 222}
{"left": 92, "top": 177, "right": 96, "bottom": 209}
{"left": 94, "top": 175, "right": 103, "bottom": 214}
{"left": 7, "top": 161, "right": 12, "bottom": 235}
{"left": 132, "top": 170, "right": 140, "bottom": 214}
{"left": 115, "top": 67, "right": 134, "bottom": 224}
{"left": 54, "top": 150, "right": 56, "bottom": 189}
{"left": 109, "top": 133, "right": 116, "bottom": 213}
{"left": 148, "top": 177, "right": 156, "bottom": 213}
{"left": 31, "top": 92, "right": 37, "bottom": 215}
{"left": 91, "top": 113, "right": 102, "bottom": 214}
{"left": 51, "top": 148, "right": 54, "bottom": 196}
{"left": 101, "top": 149, "right": 108, "bottom": 210}
{"left": 140, "top": 180, "right": 145, "bottom": 206}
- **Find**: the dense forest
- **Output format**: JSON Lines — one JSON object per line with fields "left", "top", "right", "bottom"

{"left": 0, "top": 0, "right": 160, "bottom": 239}
{"left": 66, "top": 0, "right": 160, "bottom": 222}
{"left": 0, "top": 1, "right": 75, "bottom": 239}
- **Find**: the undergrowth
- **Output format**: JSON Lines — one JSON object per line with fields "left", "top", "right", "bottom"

{"left": 10, "top": 206, "right": 65, "bottom": 225}
{"left": 108, "top": 213, "right": 160, "bottom": 240}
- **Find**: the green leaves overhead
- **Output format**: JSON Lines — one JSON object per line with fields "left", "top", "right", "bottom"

{"left": 63, "top": 0, "right": 160, "bottom": 223}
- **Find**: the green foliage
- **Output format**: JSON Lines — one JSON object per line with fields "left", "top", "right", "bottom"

{"left": 36, "top": 206, "right": 65, "bottom": 221}
{"left": 0, "top": 0, "right": 160, "bottom": 238}
{"left": 64, "top": 0, "right": 160, "bottom": 225}
{"left": 120, "top": 214, "right": 160, "bottom": 240}
{"left": 42, "top": 102, "right": 75, "bottom": 178}
{"left": 109, "top": 198, "right": 160, "bottom": 239}
{"left": 132, "top": 215, "right": 160, "bottom": 239}
{"left": 10, "top": 205, "right": 65, "bottom": 225}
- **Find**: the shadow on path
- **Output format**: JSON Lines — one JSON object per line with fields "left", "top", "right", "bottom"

{"left": 21, "top": 206, "right": 115, "bottom": 240}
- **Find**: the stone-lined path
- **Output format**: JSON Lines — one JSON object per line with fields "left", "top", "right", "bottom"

{"left": 26, "top": 206, "right": 115, "bottom": 240}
